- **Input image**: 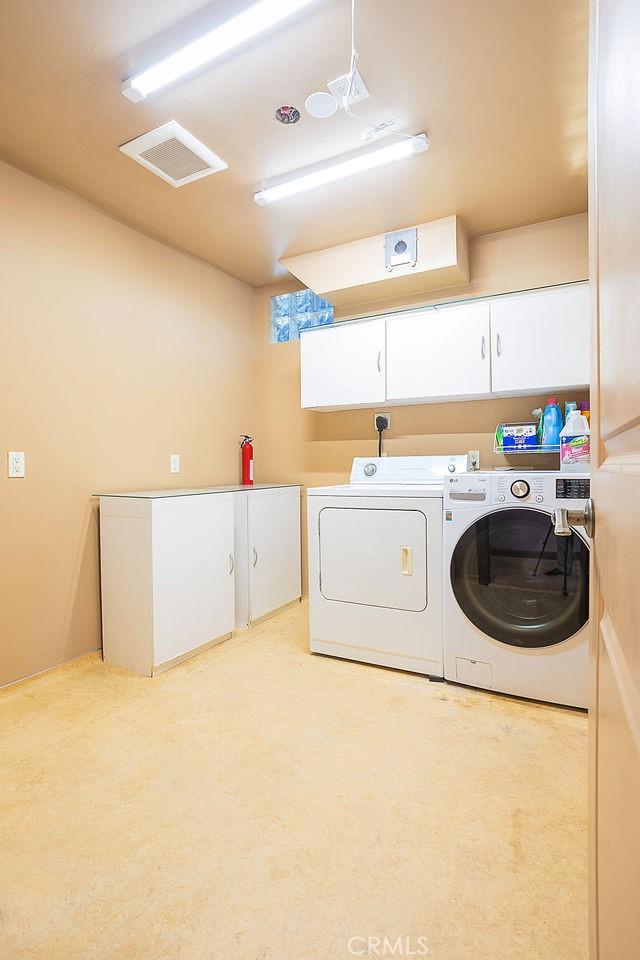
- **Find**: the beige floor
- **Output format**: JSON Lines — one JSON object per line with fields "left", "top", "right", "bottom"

{"left": 0, "top": 601, "right": 588, "bottom": 960}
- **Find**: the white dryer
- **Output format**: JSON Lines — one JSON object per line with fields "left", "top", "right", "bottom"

{"left": 443, "top": 471, "right": 591, "bottom": 708}
{"left": 307, "top": 455, "right": 470, "bottom": 676}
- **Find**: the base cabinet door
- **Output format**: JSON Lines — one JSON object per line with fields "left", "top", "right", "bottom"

{"left": 100, "top": 493, "right": 235, "bottom": 676}
{"left": 490, "top": 283, "right": 590, "bottom": 397}
{"left": 248, "top": 487, "right": 301, "bottom": 622}
{"left": 300, "top": 318, "right": 386, "bottom": 409}
{"left": 152, "top": 495, "right": 235, "bottom": 668}
{"left": 386, "top": 302, "right": 492, "bottom": 402}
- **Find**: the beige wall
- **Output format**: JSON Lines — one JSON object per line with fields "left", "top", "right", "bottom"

{"left": 0, "top": 160, "right": 257, "bottom": 686}
{"left": 254, "top": 214, "right": 589, "bottom": 589}
{"left": 0, "top": 181, "right": 588, "bottom": 686}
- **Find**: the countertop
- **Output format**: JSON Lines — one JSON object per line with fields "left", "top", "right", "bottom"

{"left": 95, "top": 483, "right": 302, "bottom": 499}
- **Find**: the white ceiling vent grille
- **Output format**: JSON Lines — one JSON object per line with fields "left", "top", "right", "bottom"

{"left": 119, "top": 121, "right": 227, "bottom": 187}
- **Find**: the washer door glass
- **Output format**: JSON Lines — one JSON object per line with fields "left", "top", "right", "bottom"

{"left": 451, "top": 508, "right": 589, "bottom": 648}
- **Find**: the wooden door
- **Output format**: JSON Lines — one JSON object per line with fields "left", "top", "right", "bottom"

{"left": 386, "top": 303, "right": 492, "bottom": 403}
{"left": 589, "top": 0, "right": 640, "bottom": 956}
{"left": 490, "top": 284, "right": 590, "bottom": 397}
{"left": 248, "top": 487, "right": 301, "bottom": 622}
{"left": 300, "top": 318, "right": 386, "bottom": 409}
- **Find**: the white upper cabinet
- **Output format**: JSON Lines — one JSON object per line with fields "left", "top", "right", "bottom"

{"left": 386, "top": 302, "right": 492, "bottom": 403}
{"left": 490, "top": 283, "right": 590, "bottom": 397}
{"left": 300, "top": 318, "right": 386, "bottom": 409}
{"left": 298, "top": 282, "right": 590, "bottom": 410}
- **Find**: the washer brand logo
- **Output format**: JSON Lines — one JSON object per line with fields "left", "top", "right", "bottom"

{"left": 347, "top": 936, "right": 429, "bottom": 956}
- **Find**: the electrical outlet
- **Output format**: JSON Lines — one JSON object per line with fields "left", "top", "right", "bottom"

{"left": 468, "top": 450, "right": 480, "bottom": 471}
{"left": 374, "top": 412, "right": 391, "bottom": 430}
{"left": 327, "top": 69, "right": 370, "bottom": 105}
{"left": 8, "top": 451, "right": 25, "bottom": 478}
{"left": 170, "top": 454, "right": 180, "bottom": 474}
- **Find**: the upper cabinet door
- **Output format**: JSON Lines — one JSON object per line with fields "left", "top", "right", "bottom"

{"left": 490, "top": 283, "right": 590, "bottom": 398}
{"left": 386, "top": 302, "right": 492, "bottom": 403}
{"left": 300, "top": 318, "right": 386, "bottom": 409}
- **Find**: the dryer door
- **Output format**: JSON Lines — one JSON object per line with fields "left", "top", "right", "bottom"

{"left": 450, "top": 507, "right": 589, "bottom": 647}
{"left": 319, "top": 507, "right": 427, "bottom": 612}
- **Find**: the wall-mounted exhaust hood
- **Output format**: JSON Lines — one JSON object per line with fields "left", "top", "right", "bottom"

{"left": 281, "top": 216, "right": 470, "bottom": 308}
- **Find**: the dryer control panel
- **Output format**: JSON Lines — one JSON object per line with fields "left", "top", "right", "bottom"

{"left": 445, "top": 471, "right": 590, "bottom": 508}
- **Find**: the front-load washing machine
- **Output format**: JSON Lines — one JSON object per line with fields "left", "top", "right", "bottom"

{"left": 443, "top": 471, "right": 591, "bottom": 708}
{"left": 307, "top": 454, "right": 471, "bottom": 677}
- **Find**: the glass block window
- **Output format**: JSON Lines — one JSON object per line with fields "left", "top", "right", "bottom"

{"left": 270, "top": 289, "right": 334, "bottom": 342}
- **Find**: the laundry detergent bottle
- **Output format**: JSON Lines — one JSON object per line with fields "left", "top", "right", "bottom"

{"left": 560, "top": 410, "right": 591, "bottom": 470}
{"left": 541, "top": 397, "right": 563, "bottom": 448}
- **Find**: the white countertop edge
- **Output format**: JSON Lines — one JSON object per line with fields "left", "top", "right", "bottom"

{"left": 95, "top": 483, "right": 302, "bottom": 499}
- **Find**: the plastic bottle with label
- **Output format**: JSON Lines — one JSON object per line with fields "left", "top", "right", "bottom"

{"left": 541, "top": 397, "right": 563, "bottom": 448}
{"left": 560, "top": 410, "right": 591, "bottom": 470}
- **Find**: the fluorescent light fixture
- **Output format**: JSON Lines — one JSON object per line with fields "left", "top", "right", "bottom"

{"left": 254, "top": 133, "right": 429, "bottom": 205}
{"left": 122, "top": 0, "right": 318, "bottom": 102}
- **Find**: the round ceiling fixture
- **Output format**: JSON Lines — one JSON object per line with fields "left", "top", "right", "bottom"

{"left": 304, "top": 91, "right": 338, "bottom": 119}
{"left": 275, "top": 105, "right": 301, "bottom": 124}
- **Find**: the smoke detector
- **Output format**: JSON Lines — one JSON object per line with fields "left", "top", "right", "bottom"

{"left": 119, "top": 121, "right": 228, "bottom": 187}
{"left": 305, "top": 91, "right": 338, "bottom": 119}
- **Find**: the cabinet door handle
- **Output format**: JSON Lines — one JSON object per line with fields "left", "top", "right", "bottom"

{"left": 376, "top": 350, "right": 382, "bottom": 373}
{"left": 401, "top": 546, "right": 412, "bottom": 576}
{"left": 496, "top": 333, "right": 502, "bottom": 357}
{"left": 228, "top": 553, "right": 234, "bottom": 575}
{"left": 252, "top": 547, "right": 258, "bottom": 567}
{"left": 481, "top": 335, "right": 486, "bottom": 360}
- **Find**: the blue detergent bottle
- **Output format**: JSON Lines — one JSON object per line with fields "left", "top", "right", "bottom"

{"left": 541, "top": 397, "right": 563, "bottom": 448}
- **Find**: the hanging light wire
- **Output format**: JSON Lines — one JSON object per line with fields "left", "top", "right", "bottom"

{"left": 341, "top": 0, "right": 415, "bottom": 143}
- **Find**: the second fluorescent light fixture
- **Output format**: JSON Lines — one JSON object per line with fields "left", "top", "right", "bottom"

{"left": 254, "top": 134, "right": 429, "bottom": 205}
{"left": 122, "top": 0, "right": 318, "bottom": 102}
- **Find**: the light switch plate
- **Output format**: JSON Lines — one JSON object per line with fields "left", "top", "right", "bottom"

{"left": 8, "top": 451, "right": 25, "bottom": 478}
{"left": 170, "top": 454, "right": 180, "bottom": 474}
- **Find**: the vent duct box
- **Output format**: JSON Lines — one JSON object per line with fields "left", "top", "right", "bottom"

{"left": 281, "top": 216, "right": 470, "bottom": 309}
{"left": 119, "top": 121, "right": 227, "bottom": 187}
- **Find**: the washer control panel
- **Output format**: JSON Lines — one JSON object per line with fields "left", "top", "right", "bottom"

{"left": 445, "top": 472, "right": 590, "bottom": 508}
{"left": 494, "top": 474, "right": 545, "bottom": 504}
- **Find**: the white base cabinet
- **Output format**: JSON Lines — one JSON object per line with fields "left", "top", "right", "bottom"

{"left": 100, "top": 493, "right": 235, "bottom": 676}
{"left": 234, "top": 486, "right": 302, "bottom": 627}
{"left": 99, "top": 484, "right": 302, "bottom": 675}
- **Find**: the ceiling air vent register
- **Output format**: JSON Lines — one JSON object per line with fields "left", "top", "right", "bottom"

{"left": 119, "top": 121, "right": 227, "bottom": 187}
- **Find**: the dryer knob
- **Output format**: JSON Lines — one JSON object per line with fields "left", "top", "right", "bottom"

{"left": 448, "top": 464, "right": 456, "bottom": 473}
{"left": 511, "top": 479, "right": 530, "bottom": 499}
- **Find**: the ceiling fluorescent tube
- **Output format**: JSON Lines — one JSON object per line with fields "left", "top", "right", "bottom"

{"left": 122, "top": 0, "right": 318, "bottom": 102}
{"left": 254, "top": 134, "right": 429, "bottom": 205}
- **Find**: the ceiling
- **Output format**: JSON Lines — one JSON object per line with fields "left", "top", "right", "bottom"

{"left": 0, "top": 0, "right": 588, "bottom": 287}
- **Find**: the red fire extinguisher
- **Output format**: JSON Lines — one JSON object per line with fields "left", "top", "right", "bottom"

{"left": 240, "top": 436, "right": 254, "bottom": 485}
